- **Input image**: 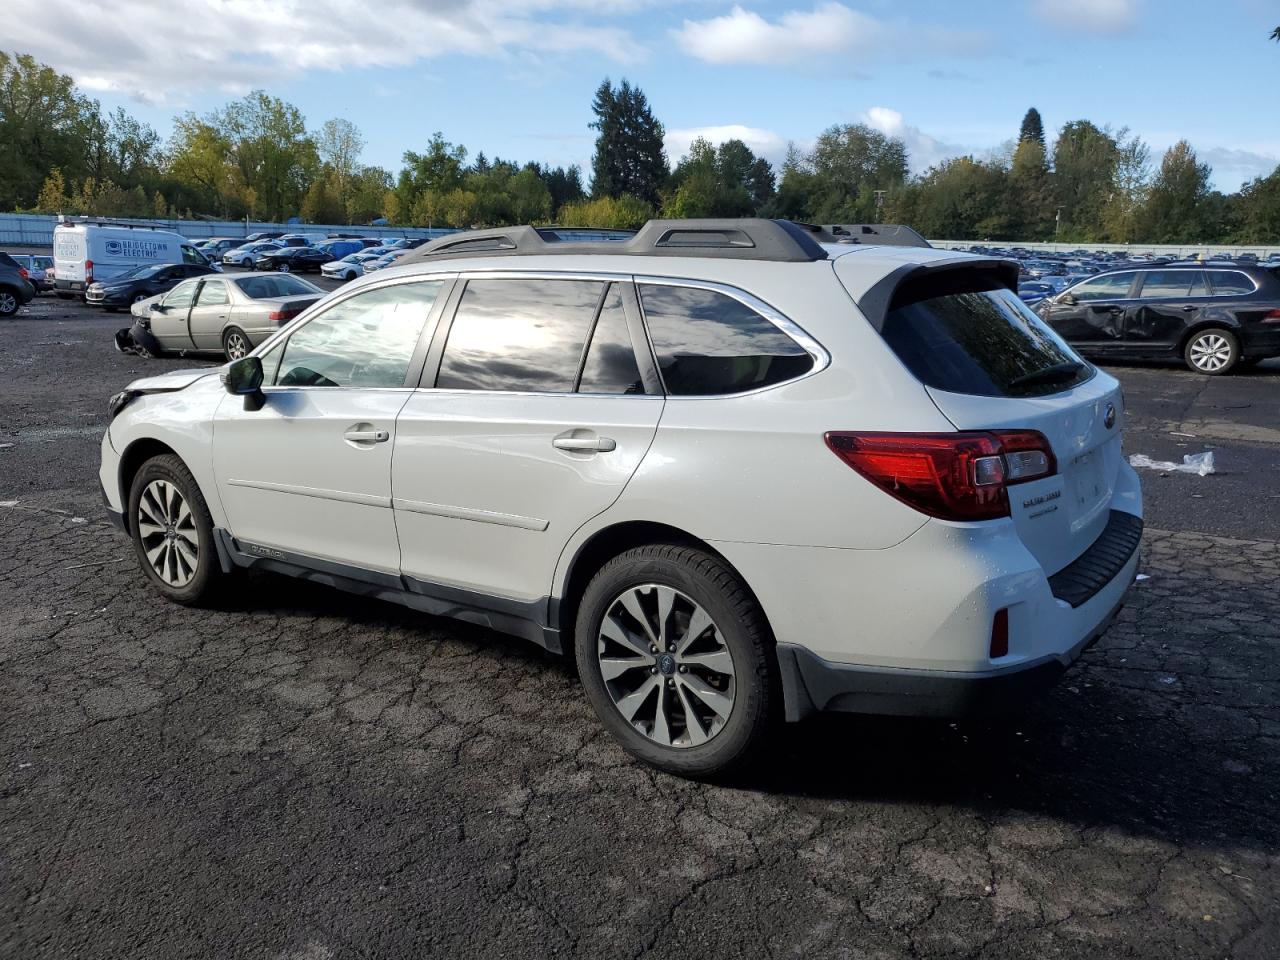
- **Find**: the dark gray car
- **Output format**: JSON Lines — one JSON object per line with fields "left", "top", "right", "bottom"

{"left": 0, "top": 252, "right": 36, "bottom": 317}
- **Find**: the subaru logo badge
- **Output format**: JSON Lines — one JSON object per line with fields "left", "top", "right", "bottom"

{"left": 1104, "top": 403, "right": 1116, "bottom": 429}
{"left": 657, "top": 654, "right": 676, "bottom": 676}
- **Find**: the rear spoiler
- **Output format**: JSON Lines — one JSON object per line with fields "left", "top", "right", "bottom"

{"left": 856, "top": 258, "right": 1021, "bottom": 331}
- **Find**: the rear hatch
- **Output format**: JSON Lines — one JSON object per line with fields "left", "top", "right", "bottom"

{"left": 863, "top": 261, "right": 1122, "bottom": 576}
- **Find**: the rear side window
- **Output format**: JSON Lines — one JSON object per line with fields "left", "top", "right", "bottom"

{"left": 436, "top": 279, "right": 602, "bottom": 392}
{"left": 579, "top": 284, "right": 644, "bottom": 395}
{"left": 1139, "top": 270, "right": 1206, "bottom": 298}
{"left": 880, "top": 273, "right": 1092, "bottom": 398}
{"left": 1207, "top": 271, "right": 1255, "bottom": 296}
{"left": 638, "top": 284, "right": 813, "bottom": 396}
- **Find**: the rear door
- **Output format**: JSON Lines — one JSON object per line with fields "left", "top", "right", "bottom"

{"left": 1123, "top": 269, "right": 1208, "bottom": 354}
{"left": 392, "top": 276, "right": 663, "bottom": 604}
{"left": 870, "top": 269, "right": 1124, "bottom": 575}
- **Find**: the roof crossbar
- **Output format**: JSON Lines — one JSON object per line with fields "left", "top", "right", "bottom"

{"left": 399, "top": 218, "right": 832, "bottom": 264}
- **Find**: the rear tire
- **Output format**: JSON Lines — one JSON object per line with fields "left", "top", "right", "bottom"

{"left": 127, "top": 455, "right": 223, "bottom": 606}
{"left": 1184, "top": 328, "right": 1239, "bottom": 375}
{"left": 0, "top": 289, "right": 18, "bottom": 316}
{"left": 222, "top": 326, "right": 251, "bottom": 361}
{"left": 574, "top": 544, "right": 778, "bottom": 779}
{"left": 277, "top": 263, "right": 290, "bottom": 273}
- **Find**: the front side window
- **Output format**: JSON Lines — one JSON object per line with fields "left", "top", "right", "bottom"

{"left": 181, "top": 246, "right": 204, "bottom": 264}
{"left": 638, "top": 284, "right": 813, "bottom": 396}
{"left": 1139, "top": 270, "right": 1206, "bottom": 299}
{"left": 164, "top": 280, "right": 199, "bottom": 309}
{"left": 196, "top": 280, "right": 229, "bottom": 306}
{"left": 1207, "top": 271, "right": 1255, "bottom": 296}
{"left": 436, "top": 279, "right": 602, "bottom": 392}
{"left": 275, "top": 281, "right": 443, "bottom": 388}
{"left": 1069, "top": 272, "right": 1137, "bottom": 301}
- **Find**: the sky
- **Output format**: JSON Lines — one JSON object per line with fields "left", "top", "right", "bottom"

{"left": 5, "top": 0, "right": 1279, "bottom": 191}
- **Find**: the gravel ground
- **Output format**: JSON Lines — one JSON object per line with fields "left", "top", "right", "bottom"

{"left": 2, "top": 293, "right": 1277, "bottom": 959}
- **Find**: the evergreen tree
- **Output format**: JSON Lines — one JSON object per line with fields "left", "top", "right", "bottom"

{"left": 589, "top": 78, "right": 667, "bottom": 206}
{"left": 1018, "top": 108, "right": 1045, "bottom": 149}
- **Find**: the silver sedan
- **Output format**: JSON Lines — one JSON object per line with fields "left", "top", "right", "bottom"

{"left": 124, "top": 272, "right": 325, "bottom": 360}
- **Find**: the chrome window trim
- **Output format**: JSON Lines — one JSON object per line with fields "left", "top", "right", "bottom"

{"left": 1205, "top": 270, "right": 1259, "bottom": 296}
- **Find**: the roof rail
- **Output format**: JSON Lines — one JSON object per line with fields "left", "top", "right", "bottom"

{"left": 399, "top": 218, "right": 830, "bottom": 265}
{"left": 796, "top": 223, "right": 932, "bottom": 249}
{"left": 56, "top": 215, "right": 171, "bottom": 231}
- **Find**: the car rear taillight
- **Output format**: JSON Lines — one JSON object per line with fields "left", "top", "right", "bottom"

{"left": 1262, "top": 309, "right": 1280, "bottom": 323}
{"left": 85, "top": 259, "right": 93, "bottom": 283}
{"left": 268, "top": 309, "right": 300, "bottom": 324}
{"left": 18, "top": 267, "right": 28, "bottom": 279}
{"left": 824, "top": 431, "right": 1057, "bottom": 522}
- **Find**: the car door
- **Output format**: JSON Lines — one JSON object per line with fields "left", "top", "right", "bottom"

{"left": 211, "top": 277, "right": 449, "bottom": 575}
{"left": 148, "top": 278, "right": 200, "bottom": 350}
{"left": 1123, "top": 270, "right": 1207, "bottom": 356}
{"left": 392, "top": 276, "right": 664, "bottom": 606}
{"left": 1041, "top": 271, "right": 1137, "bottom": 350}
{"left": 187, "top": 278, "right": 232, "bottom": 350}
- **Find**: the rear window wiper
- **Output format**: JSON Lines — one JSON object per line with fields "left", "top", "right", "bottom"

{"left": 1008, "top": 361, "right": 1085, "bottom": 389}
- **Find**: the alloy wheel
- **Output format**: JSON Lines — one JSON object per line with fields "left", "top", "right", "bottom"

{"left": 1189, "top": 333, "right": 1231, "bottom": 372}
{"left": 0, "top": 292, "right": 16, "bottom": 315}
{"left": 224, "top": 332, "right": 249, "bottom": 359}
{"left": 277, "top": 263, "right": 290, "bottom": 273}
{"left": 137, "top": 479, "right": 199, "bottom": 587}
{"left": 597, "top": 584, "right": 736, "bottom": 748}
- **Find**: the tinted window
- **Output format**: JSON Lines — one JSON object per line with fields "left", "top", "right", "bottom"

{"left": 881, "top": 276, "right": 1092, "bottom": 398}
{"left": 196, "top": 280, "right": 228, "bottom": 306}
{"left": 579, "top": 285, "right": 644, "bottom": 395}
{"left": 1139, "top": 270, "right": 1206, "bottom": 298}
{"left": 276, "top": 281, "right": 442, "bottom": 388}
{"left": 164, "top": 280, "right": 199, "bottom": 309}
{"left": 436, "top": 279, "right": 601, "bottom": 392}
{"left": 1069, "top": 272, "right": 1137, "bottom": 301}
{"left": 235, "top": 275, "right": 320, "bottom": 299}
{"left": 1207, "top": 271, "right": 1255, "bottom": 296}
{"left": 638, "top": 284, "right": 812, "bottom": 396}
{"left": 181, "top": 246, "right": 204, "bottom": 264}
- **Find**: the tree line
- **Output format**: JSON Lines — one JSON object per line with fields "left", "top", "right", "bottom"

{"left": 2, "top": 50, "right": 1279, "bottom": 243}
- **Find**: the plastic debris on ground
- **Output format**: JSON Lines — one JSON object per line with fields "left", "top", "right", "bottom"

{"left": 1128, "top": 451, "right": 1215, "bottom": 476}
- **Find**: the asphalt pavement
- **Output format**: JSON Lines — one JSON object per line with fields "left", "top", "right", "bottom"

{"left": 2, "top": 292, "right": 1277, "bottom": 959}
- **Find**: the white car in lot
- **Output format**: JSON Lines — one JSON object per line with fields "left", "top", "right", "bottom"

{"left": 320, "top": 247, "right": 395, "bottom": 282}
{"left": 99, "top": 219, "right": 1143, "bottom": 777}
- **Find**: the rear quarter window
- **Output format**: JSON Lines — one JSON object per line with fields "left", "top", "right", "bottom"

{"left": 637, "top": 284, "right": 813, "bottom": 396}
{"left": 880, "top": 270, "right": 1093, "bottom": 398}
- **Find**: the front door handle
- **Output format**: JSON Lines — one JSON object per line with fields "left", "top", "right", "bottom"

{"left": 344, "top": 428, "right": 389, "bottom": 443}
{"left": 553, "top": 435, "right": 616, "bottom": 453}
{"left": 1182, "top": 305, "right": 1197, "bottom": 312}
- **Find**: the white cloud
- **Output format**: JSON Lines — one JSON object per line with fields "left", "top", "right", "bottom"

{"left": 861, "top": 107, "right": 967, "bottom": 173}
{"left": 1197, "top": 147, "right": 1280, "bottom": 192}
{"left": 672, "top": 3, "right": 994, "bottom": 66}
{"left": 2, "top": 0, "right": 647, "bottom": 104}
{"left": 665, "top": 124, "right": 791, "bottom": 164}
{"left": 1031, "top": 0, "right": 1141, "bottom": 33}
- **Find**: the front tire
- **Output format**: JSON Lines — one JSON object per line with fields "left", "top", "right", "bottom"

{"left": 0, "top": 289, "right": 20, "bottom": 316}
{"left": 127, "top": 455, "right": 223, "bottom": 605}
{"left": 1185, "top": 328, "right": 1239, "bottom": 375}
{"left": 277, "top": 263, "right": 290, "bottom": 273}
{"left": 574, "top": 544, "right": 778, "bottom": 778}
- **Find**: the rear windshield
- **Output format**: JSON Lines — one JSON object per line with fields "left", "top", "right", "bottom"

{"left": 235, "top": 275, "right": 320, "bottom": 299}
{"left": 880, "top": 270, "right": 1093, "bottom": 398}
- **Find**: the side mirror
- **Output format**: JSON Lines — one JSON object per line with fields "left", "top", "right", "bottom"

{"left": 223, "top": 355, "right": 266, "bottom": 411}
{"left": 1060, "top": 293, "right": 1077, "bottom": 306}
{"left": 150, "top": 301, "right": 165, "bottom": 312}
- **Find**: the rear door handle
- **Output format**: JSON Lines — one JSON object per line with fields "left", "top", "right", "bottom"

{"left": 553, "top": 435, "right": 616, "bottom": 453}
{"left": 344, "top": 429, "right": 389, "bottom": 443}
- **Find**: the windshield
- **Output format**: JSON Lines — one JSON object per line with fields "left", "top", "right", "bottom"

{"left": 235, "top": 275, "right": 321, "bottom": 299}
{"left": 879, "top": 271, "right": 1093, "bottom": 398}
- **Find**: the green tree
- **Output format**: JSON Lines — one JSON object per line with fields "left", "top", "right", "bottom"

{"left": 316, "top": 118, "right": 364, "bottom": 219}
{"left": 219, "top": 91, "right": 316, "bottom": 220}
{"left": 1236, "top": 167, "right": 1280, "bottom": 243}
{"left": 34, "top": 167, "right": 67, "bottom": 212}
{"left": 772, "top": 124, "right": 907, "bottom": 222}
{"left": 891, "top": 157, "right": 1014, "bottom": 240}
{"left": 167, "top": 115, "right": 240, "bottom": 217}
{"left": 558, "top": 195, "right": 653, "bottom": 229}
{"left": 509, "top": 166, "right": 553, "bottom": 223}
{"left": 1101, "top": 130, "right": 1151, "bottom": 242}
{"left": 347, "top": 166, "right": 392, "bottom": 224}
{"left": 301, "top": 174, "right": 344, "bottom": 224}
{"left": 398, "top": 132, "right": 467, "bottom": 213}
{"left": 1009, "top": 138, "right": 1054, "bottom": 239}
{"left": 542, "top": 165, "right": 586, "bottom": 212}
{"left": 589, "top": 78, "right": 667, "bottom": 205}
{"left": 1142, "top": 140, "right": 1212, "bottom": 242}
{"left": 1051, "top": 120, "right": 1120, "bottom": 238}
{"left": 1018, "top": 108, "right": 1045, "bottom": 149}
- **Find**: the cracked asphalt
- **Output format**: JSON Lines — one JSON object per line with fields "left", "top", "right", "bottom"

{"left": 2, "top": 293, "right": 1278, "bottom": 959}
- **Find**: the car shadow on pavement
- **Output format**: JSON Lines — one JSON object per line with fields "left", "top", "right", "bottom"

{"left": 222, "top": 568, "right": 1276, "bottom": 858}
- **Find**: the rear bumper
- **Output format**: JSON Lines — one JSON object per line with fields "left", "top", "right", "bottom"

{"left": 777, "top": 588, "right": 1127, "bottom": 720}
{"left": 1241, "top": 328, "right": 1280, "bottom": 359}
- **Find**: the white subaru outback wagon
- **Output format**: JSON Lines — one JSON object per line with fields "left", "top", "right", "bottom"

{"left": 100, "top": 219, "right": 1143, "bottom": 777}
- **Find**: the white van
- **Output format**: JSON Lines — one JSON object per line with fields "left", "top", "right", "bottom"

{"left": 53, "top": 220, "right": 216, "bottom": 297}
